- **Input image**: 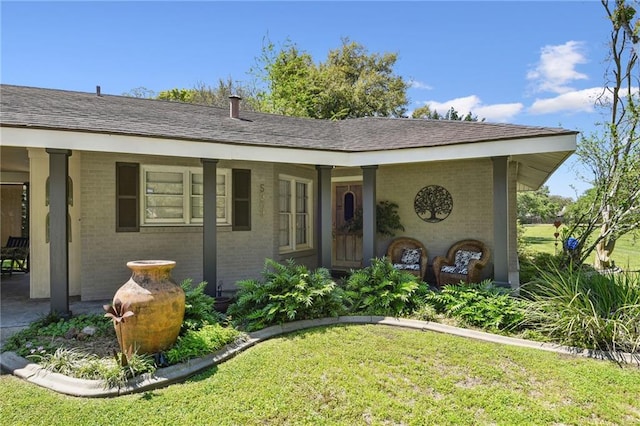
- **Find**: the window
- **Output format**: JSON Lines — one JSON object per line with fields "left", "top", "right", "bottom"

{"left": 141, "top": 165, "right": 231, "bottom": 226}
{"left": 279, "top": 175, "right": 312, "bottom": 252}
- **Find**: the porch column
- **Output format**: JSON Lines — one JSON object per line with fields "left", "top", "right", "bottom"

{"left": 202, "top": 159, "right": 218, "bottom": 296}
{"left": 492, "top": 156, "right": 509, "bottom": 286}
{"left": 361, "top": 165, "right": 378, "bottom": 267}
{"left": 46, "top": 149, "right": 71, "bottom": 318}
{"left": 316, "top": 165, "right": 333, "bottom": 270}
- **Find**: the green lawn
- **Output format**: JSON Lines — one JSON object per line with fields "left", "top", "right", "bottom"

{"left": 1, "top": 324, "right": 639, "bottom": 425}
{"left": 522, "top": 224, "right": 640, "bottom": 271}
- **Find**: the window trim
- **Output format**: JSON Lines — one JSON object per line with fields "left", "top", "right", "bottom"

{"left": 278, "top": 174, "right": 313, "bottom": 253}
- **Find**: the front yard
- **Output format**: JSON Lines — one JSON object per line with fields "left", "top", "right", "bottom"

{"left": 1, "top": 324, "right": 639, "bottom": 425}
{"left": 2, "top": 254, "right": 639, "bottom": 424}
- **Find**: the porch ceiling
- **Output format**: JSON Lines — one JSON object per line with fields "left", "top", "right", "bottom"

{"left": 513, "top": 150, "right": 575, "bottom": 191}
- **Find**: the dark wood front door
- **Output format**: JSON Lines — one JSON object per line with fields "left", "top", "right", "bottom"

{"left": 332, "top": 182, "right": 363, "bottom": 269}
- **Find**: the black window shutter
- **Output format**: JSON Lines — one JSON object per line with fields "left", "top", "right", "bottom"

{"left": 232, "top": 169, "right": 251, "bottom": 231}
{"left": 116, "top": 162, "right": 139, "bottom": 232}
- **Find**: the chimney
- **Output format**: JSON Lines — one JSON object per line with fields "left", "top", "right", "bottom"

{"left": 96, "top": 85, "right": 101, "bottom": 96}
{"left": 229, "top": 95, "right": 241, "bottom": 119}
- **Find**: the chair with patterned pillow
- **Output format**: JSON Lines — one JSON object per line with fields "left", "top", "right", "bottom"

{"left": 385, "top": 237, "right": 428, "bottom": 281}
{"left": 432, "top": 239, "right": 490, "bottom": 288}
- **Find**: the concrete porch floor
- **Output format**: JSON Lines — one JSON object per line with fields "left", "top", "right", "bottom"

{"left": 0, "top": 273, "right": 108, "bottom": 347}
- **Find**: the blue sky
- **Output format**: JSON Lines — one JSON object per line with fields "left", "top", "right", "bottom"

{"left": 1, "top": 1, "right": 617, "bottom": 199}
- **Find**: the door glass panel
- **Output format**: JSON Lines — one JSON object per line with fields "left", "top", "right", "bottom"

{"left": 344, "top": 192, "right": 355, "bottom": 222}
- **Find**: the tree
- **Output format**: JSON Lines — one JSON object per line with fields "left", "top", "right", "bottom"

{"left": 156, "top": 78, "right": 259, "bottom": 111}
{"left": 517, "top": 186, "right": 567, "bottom": 224}
{"left": 564, "top": 0, "right": 639, "bottom": 269}
{"left": 412, "top": 105, "right": 483, "bottom": 121}
{"left": 253, "top": 38, "right": 409, "bottom": 119}
{"left": 252, "top": 40, "right": 319, "bottom": 117}
{"left": 123, "top": 87, "right": 156, "bottom": 99}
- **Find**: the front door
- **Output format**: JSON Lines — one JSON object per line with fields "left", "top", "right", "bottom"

{"left": 332, "top": 182, "right": 363, "bottom": 269}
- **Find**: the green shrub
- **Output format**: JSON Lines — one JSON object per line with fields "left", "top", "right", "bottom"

{"left": 424, "top": 281, "right": 527, "bottom": 332}
{"left": 522, "top": 268, "right": 640, "bottom": 353}
{"left": 180, "top": 279, "right": 224, "bottom": 333}
{"left": 228, "top": 259, "right": 346, "bottom": 331}
{"left": 409, "top": 303, "right": 439, "bottom": 322}
{"left": 344, "top": 257, "right": 427, "bottom": 317}
{"left": 518, "top": 251, "right": 563, "bottom": 284}
{"left": 166, "top": 324, "right": 243, "bottom": 364}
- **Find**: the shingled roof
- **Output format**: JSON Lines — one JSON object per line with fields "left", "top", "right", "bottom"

{"left": 0, "top": 84, "right": 576, "bottom": 152}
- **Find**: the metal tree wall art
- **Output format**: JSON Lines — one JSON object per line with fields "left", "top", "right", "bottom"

{"left": 414, "top": 185, "right": 453, "bottom": 223}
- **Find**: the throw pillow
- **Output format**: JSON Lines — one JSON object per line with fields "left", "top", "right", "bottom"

{"left": 393, "top": 263, "right": 420, "bottom": 271}
{"left": 454, "top": 250, "right": 481, "bottom": 268}
{"left": 400, "top": 248, "right": 422, "bottom": 265}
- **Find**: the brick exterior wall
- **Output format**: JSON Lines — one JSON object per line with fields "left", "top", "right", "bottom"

{"left": 66, "top": 153, "right": 516, "bottom": 300}
{"left": 377, "top": 159, "right": 496, "bottom": 284}
{"left": 80, "top": 152, "right": 279, "bottom": 300}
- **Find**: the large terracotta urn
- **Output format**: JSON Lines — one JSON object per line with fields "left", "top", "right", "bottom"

{"left": 113, "top": 260, "right": 185, "bottom": 355}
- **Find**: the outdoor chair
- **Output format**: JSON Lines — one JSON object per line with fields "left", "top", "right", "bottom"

{"left": 1, "top": 236, "right": 29, "bottom": 275}
{"left": 385, "top": 237, "right": 428, "bottom": 280}
{"left": 432, "top": 239, "right": 490, "bottom": 288}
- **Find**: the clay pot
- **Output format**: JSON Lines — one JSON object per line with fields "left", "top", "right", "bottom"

{"left": 113, "top": 260, "right": 185, "bottom": 355}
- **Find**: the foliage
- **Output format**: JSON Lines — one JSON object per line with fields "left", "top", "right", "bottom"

{"left": 522, "top": 266, "right": 640, "bottom": 353}
{"left": 564, "top": 0, "right": 640, "bottom": 269}
{"left": 180, "top": 278, "right": 225, "bottom": 333}
{"left": 228, "top": 259, "right": 346, "bottom": 331}
{"left": 517, "top": 185, "right": 570, "bottom": 224}
{"left": 252, "top": 37, "right": 408, "bottom": 119}
{"left": 411, "top": 105, "right": 483, "bottom": 121}
{"left": 424, "top": 282, "right": 527, "bottom": 332}
{"left": 342, "top": 200, "right": 405, "bottom": 236}
{"left": 344, "top": 257, "right": 427, "bottom": 316}
{"left": 28, "top": 347, "right": 156, "bottom": 389}
{"left": 3, "top": 313, "right": 113, "bottom": 356}
{"left": 375, "top": 201, "right": 405, "bottom": 236}
{"left": 166, "top": 324, "right": 244, "bottom": 364}
{"left": 408, "top": 303, "right": 439, "bottom": 322}
{"left": 122, "top": 86, "right": 156, "bottom": 98}
{"left": 156, "top": 78, "right": 260, "bottom": 111}
{"left": 520, "top": 223, "right": 639, "bottom": 272}
{"left": 518, "top": 251, "right": 564, "bottom": 285}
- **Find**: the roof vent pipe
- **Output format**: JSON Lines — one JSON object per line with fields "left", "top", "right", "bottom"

{"left": 96, "top": 85, "right": 101, "bottom": 96}
{"left": 229, "top": 95, "right": 241, "bottom": 119}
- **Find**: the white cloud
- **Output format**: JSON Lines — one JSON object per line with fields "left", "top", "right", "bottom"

{"left": 528, "top": 87, "right": 603, "bottom": 114}
{"left": 527, "top": 41, "right": 588, "bottom": 94}
{"left": 409, "top": 80, "right": 433, "bottom": 90}
{"left": 529, "top": 85, "right": 639, "bottom": 115}
{"left": 417, "top": 95, "right": 523, "bottom": 122}
{"left": 475, "top": 103, "right": 525, "bottom": 122}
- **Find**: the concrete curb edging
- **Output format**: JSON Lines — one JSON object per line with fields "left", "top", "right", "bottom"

{"left": 1, "top": 316, "right": 638, "bottom": 397}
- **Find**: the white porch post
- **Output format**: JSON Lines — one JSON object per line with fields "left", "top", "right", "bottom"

{"left": 46, "top": 148, "right": 72, "bottom": 318}
{"left": 202, "top": 158, "right": 218, "bottom": 296}
{"left": 361, "top": 165, "right": 378, "bottom": 267}
{"left": 316, "top": 165, "right": 333, "bottom": 270}
{"left": 492, "top": 156, "right": 510, "bottom": 286}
